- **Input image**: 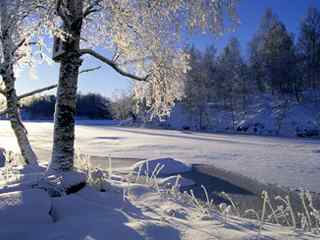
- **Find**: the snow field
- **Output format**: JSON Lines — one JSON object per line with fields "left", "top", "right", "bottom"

{"left": 0, "top": 156, "right": 319, "bottom": 240}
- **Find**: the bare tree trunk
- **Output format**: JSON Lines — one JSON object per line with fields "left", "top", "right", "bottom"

{"left": 2, "top": 70, "right": 38, "bottom": 165}
{"left": 48, "top": 0, "right": 83, "bottom": 172}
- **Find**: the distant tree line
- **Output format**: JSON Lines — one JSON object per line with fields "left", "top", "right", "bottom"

{"left": 15, "top": 91, "right": 137, "bottom": 121}
{"left": 183, "top": 7, "right": 320, "bottom": 129}
{"left": 21, "top": 93, "right": 113, "bottom": 120}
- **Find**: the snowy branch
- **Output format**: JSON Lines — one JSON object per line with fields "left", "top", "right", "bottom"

{"left": 18, "top": 84, "right": 57, "bottom": 100}
{"left": 12, "top": 39, "right": 38, "bottom": 55}
{"left": 0, "top": 84, "right": 58, "bottom": 116}
{"left": 80, "top": 49, "right": 149, "bottom": 82}
{"left": 12, "top": 38, "right": 26, "bottom": 54}
{"left": 83, "top": 0, "right": 102, "bottom": 19}
{"left": 120, "top": 56, "right": 152, "bottom": 66}
{"left": 79, "top": 66, "right": 101, "bottom": 74}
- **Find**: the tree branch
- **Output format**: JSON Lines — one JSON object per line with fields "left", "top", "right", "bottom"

{"left": 12, "top": 38, "right": 26, "bottom": 55}
{"left": 0, "top": 84, "right": 58, "bottom": 116}
{"left": 79, "top": 66, "right": 101, "bottom": 74}
{"left": 83, "top": 0, "right": 102, "bottom": 18}
{"left": 83, "top": 7, "right": 99, "bottom": 19}
{"left": 12, "top": 39, "right": 38, "bottom": 55}
{"left": 80, "top": 49, "right": 149, "bottom": 82}
{"left": 18, "top": 84, "right": 57, "bottom": 100}
{"left": 56, "top": 0, "right": 71, "bottom": 28}
{"left": 120, "top": 56, "right": 152, "bottom": 66}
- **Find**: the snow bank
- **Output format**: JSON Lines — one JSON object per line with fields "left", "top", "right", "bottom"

{"left": 132, "top": 158, "right": 192, "bottom": 177}
{"left": 0, "top": 189, "right": 52, "bottom": 225}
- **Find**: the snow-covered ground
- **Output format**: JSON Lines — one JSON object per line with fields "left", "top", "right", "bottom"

{"left": 0, "top": 120, "right": 319, "bottom": 192}
{"left": 2, "top": 180, "right": 318, "bottom": 240}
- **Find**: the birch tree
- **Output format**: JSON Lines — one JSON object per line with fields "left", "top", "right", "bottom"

{"left": 0, "top": 0, "right": 56, "bottom": 166}
{"left": 48, "top": 0, "right": 238, "bottom": 172}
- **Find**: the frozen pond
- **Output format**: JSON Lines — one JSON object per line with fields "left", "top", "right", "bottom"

{"left": 0, "top": 120, "right": 319, "bottom": 192}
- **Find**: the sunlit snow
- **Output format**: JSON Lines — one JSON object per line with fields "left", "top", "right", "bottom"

{"left": 1, "top": 120, "right": 319, "bottom": 192}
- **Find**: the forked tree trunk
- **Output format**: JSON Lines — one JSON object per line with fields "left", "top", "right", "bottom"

{"left": 48, "top": 0, "right": 83, "bottom": 172}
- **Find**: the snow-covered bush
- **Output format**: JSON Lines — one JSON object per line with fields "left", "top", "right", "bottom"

{"left": 132, "top": 158, "right": 192, "bottom": 178}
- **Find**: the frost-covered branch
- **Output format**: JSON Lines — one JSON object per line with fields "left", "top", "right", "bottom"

{"left": 83, "top": 0, "right": 102, "bottom": 19}
{"left": 12, "top": 39, "right": 38, "bottom": 55}
{"left": 80, "top": 49, "right": 149, "bottom": 81}
{"left": 120, "top": 56, "right": 152, "bottom": 66}
{"left": 0, "top": 84, "right": 58, "bottom": 117}
{"left": 11, "top": 38, "right": 26, "bottom": 54}
{"left": 18, "top": 84, "right": 57, "bottom": 100}
{"left": 79, "top": 66, "right": 101, "bottom": 74}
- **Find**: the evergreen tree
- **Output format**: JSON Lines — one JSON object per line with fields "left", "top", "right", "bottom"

{"left": 249, "top": 9, "right": 297, "bottom": 95}
{"left": 248, "top": 8, "right": 279, "bottom": 92}
{"left": 262, "top": 21, "right": 297, "bottom": 95}
{"left": 298, "top": 6, "right": 320, "bottom": 92}
{"left": 183, "top": 45, "right": 216, "bottom": 129}
{"left": 217, "top": 37, "right": 247, "bottom": 128}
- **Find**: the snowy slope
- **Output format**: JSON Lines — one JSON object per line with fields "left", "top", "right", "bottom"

{"left": 167, "top": 94, "right": 320, "bottom": 137}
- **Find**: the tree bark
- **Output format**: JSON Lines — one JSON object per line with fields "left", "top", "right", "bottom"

{"left": 2, "top": 70, "right": 38, "bottom": 166}
{"left": 48, "top": 0, "right": 83, "bottom": 172}
{"left": 49, "top": 54, "right": 82, "bottom": 171}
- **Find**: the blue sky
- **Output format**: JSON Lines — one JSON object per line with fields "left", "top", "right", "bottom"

{"left": 16, "top": 0, "right": 320, "bottom": 98}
